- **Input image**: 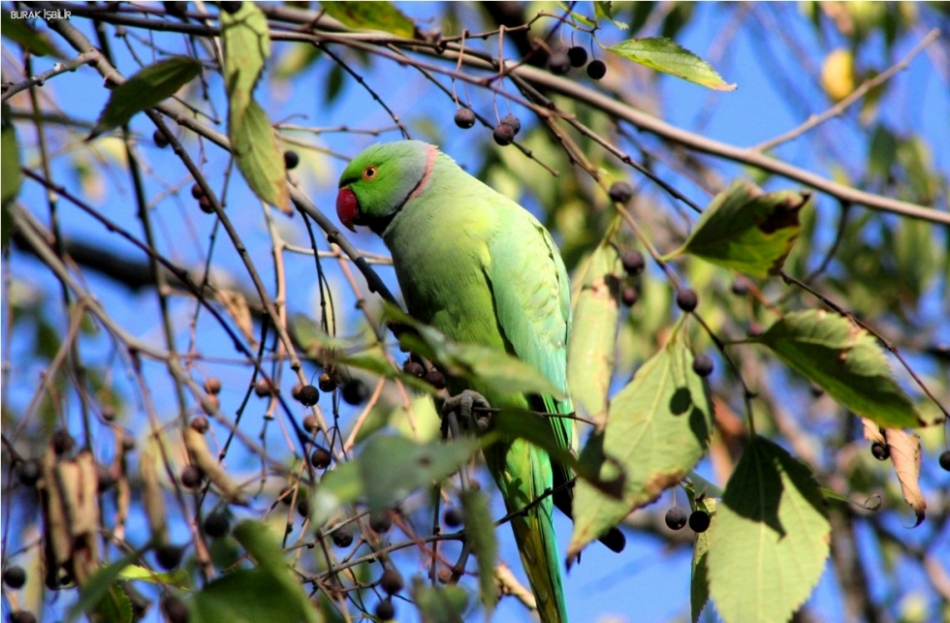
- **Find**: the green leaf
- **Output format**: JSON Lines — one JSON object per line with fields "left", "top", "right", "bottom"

{"left": 385, "top": 304, "right": 564, "bottom": 399}
{"left": 594, "top": 2, "right": 628, "bottom": 29}
{"left": 757, "top": 310, "right": 921, "bottom": 428}
{"left": 608, "top": 37, "right": 735, "bottom": 90}
{"left": 320, "top": 1, "right": 416, "bottom": 38}
{"left": 360, "top": 436, "right": 479, "bottom": 515}
{"left": 221, "top": 2, "right": 290, "bottom": 214}
{"left": 1, "top": 105, "right": 22, "bottom": 251}
{"left": 568, "top": 322, "right": 713, "bottom": 557}
{"left": 88, "top": 56, "right": 201, "bottom": 139}
{"left": 190, "top": 521, "right": 322, "bottom": 623}
{"left": 670, "top": 180, "right": 810, "bottom": 278}
{"left": 1, "top": 14, "right": 64, "bottom": 58}
{"left": 230, "top": 99, "right": 291, "bottom": 214}
{"left": 708, "top": 436, "right": 829, "bottom": 623}
{"left": 116, "top": 565, "right": 189, "bottom": 588}
{"left": 689, "top": 496, "right": 717, "bottom": 623}
{"left": 311, "top": 460, "right": 363, "bottom": 527}
{"left": 567, "top": 244, "right": 622, "bottom": 424}
{"left": 66, "top": 552, "right": 137, "bottom": 623}
{"left": 460, "top": 490, "right": 497, "bottom": 615}
{"left": 411, "top": 579, "right": 470, "bottom": 623}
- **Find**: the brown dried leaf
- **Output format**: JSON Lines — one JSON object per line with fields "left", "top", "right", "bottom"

{"left": 883, "top": 429, "right": 925, "bottom": 526}
{"left": 140, "top": 439, "right": 168, "bottom": 545}
{"left": 39, "top": 449, "right": 71, "bottom": 585}
{"left": 216, "top": 289, "right": 257, "bottom": 347}
{"left": 184, "top": 427, "right": 248, "bottom": 505}
{"left": 861, "top": 418, "right": 886, "bottom": 445}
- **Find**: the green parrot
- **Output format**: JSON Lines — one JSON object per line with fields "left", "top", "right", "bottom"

{"left": 336, "top": 140, "right": 623, "bottom": 623}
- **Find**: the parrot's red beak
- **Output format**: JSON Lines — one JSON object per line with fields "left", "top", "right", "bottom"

{"left": 336, "top": 187, "right": 358, "bottom": 232}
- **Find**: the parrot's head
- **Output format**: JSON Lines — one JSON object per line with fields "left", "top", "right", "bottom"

{"left": 337, "top": 140, "right": 436, "bottom": 233}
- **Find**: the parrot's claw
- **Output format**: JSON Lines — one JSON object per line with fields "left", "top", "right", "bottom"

{"left": 442, "top": 390, "right": 492, "bottom": 433}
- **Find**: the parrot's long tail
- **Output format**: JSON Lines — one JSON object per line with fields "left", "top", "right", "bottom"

{"left": 488, "top": 439, "right": 567, "bottom": 623}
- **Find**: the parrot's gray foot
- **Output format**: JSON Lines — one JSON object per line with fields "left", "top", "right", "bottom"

{"left": 442, "top": 390, "right": 492, "bottom": 433}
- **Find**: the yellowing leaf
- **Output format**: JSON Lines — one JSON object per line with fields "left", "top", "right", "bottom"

{"left": 320, "top": 1, "right": 416, "bottom": 38}
{"left": 883, "top": 429, "right": 925, "bottom": 526}
{"left": 568, "top": 323, "right": 712, "bottom": 557}
{"left": 567, "top": 244, "right": 622, "bottom": 424}
{"left": 821, "top": 48, "right": 855, "bottom": 102}
{"left": 708, "top": 437, "right": 829, "bottom": 623}
{"left": 609, "top": 37, "right": 736, "bottom": 91}
{"left": 757, "top": 310, "right": 922, "bottom": 428}
{"left": 671, "top": 180, "right": 810, "bottom": 278}
{"left": 89, "top": 56, "right": 202, "bottom": 139}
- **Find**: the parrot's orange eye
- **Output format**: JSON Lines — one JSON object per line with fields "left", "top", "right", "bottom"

{"left": 362, "top": 166, "right": 378, "bottom": 181}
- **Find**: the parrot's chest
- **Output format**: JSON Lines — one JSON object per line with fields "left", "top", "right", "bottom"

{"left": 384, "top": 210, "right": 505, "bottom": 350}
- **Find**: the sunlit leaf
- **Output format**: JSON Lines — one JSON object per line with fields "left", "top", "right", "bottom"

{"left": 461, "top": 489, "right": 498, "bottom": 614}
{"left": 568, "top": 322, "right": 712, "bottom": 557}
{"left": 708, "top": 437, "right": 829, "bottom": 623}
{"left": 594, "top": 1, "right": 629, "bottom": 29}
{"left": 89, "top": 56, "right": 201, "bottom": 139}
{"left": 320, "top": 1, "right": 416, "bottom": 38}
{"left": 1, "top": 105, "right": 21, "bottom": 251}
{"left": 65, "top": 552, "right": 136, "bottom": 623}
{"left": 555, "top": 3, "right": 596, "bottom": 28}
{"left": 669, "top": 180, "right": 810, "bottom": 278}
{"left": 221, "top": 2, "right": 269, "bottom": 119}
{"left": 230, "top": 99, "right": 291, "bottom": 214}
{"left": 567, "top": 244, "right": 622, "bottom": 424}
{"left": 757, "top": 310, "right": 922, "bottom": 428}
{"left": 609, "top": 37, "right": 735, "bottom": 90}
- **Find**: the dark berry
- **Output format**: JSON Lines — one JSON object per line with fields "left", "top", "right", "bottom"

{"left": 203, "top": 510, "right": 230, "bottom": 538}
{"left": 437, "top": 567, "right": 453, "bottom": 584}
{"left": 156, "top": 544, "right": 185, "bottom": 570}
{"left": 492, "top": 123, "right": 515, "bottom": 146}
{"left": 548, "top": 51, "right": 571, "bottom": 75}
{"left": 665, "top": 507, "right": 687, "bottom": 531}
{"left": 296, "top": 497, "right": 310, "bottom": 518}
{"left": 375, "top": 599, "right": 395, "bottom": 621}
{"left": 3, "top": 566, "right": 27, "bottom": 589}
{"left": 283, "top": 150, "right": 299, "bottom": 170}
{"left": 318, "top": 372, "right": 336, "bottom": 392}
{"left": 10, "top": 612, "right": 37, "bottom": 623}
{"left": 204, "top": 377, "right": 222, "bottom": 395}
{"left": 871, "top": 442, "right": 890, "bottom": 461}
{"left": 153, "top": 129, "right": 170, "bottom": 149}
{"left": 198, "top": 196, "right": 213, "bottom": 214}
{"left": 181, "top": 465, "right": 203, "bottom": 489}
{"left": 423, "top": 369, "right": 446, "bottom": 390}
{"left": 380, "top": 569, "right": 404, "bottom": 595}
{"left": 500, "top": 113, "right": 521, "bottom": 136}
{"left": 122, "top": 435, "right": 136, "bottom": 453}
{"left": 587, "top": 59, "right": 606, "bottom": 80}
{"left": 279, "top": 486, "right": 294, "bottom": 505}
{"left": 939, "top": 450, "right": 950, "bottom": 472}
{"left": 163, "top": 2, "right": 187, "bottom": 17}
{"left": 331, "top": 525, "right": 354, "bottom": 547}
{"left": 454, "top": 108, "right": 475, "bottom": 129}
{"left": 297, "top": 385, "right": 319, "bottom": 407}
{"left": 190, "top": 416, "right": 209, "bottom": 434}
{"left": 303, "top": 414, "right": 317, "bottom": 433}
{"left": 341, "top": 379, "right": 369, "bottom": 405}
{"left": 370, "top": 511, "right": 392, "bottom": 534}
{"left": 676, "top": 288, "right": 698, "bottom": 312}
{"left": 52, "top": 430, "right": 75, "bottom": 456}
{"left": 97, "top": 464, "right": 116, "bottom": 492}
{"left": 102, "top": 404, "right": 116, "bottom": 421}
{"left": 254, "top": 378, "right": 272, "bottom": 397}
{"left": 692, "top": 354, "right": 714, "bottom": 377}
{"left": 621, "top": 287, "right": 638, "bottom": 307}
{"left": 568, "top": 46, "right": 588, "bottom": 67}
{"left": 608, "top": 181, "right": 633, "bottom": 204}
{"left": 689, "top": 510, "right": 711, "bottom": 533}
{"left": 621, "top": 250, "right": 645, "bottom": 274}
{"left": 443, "top": 507, "right": 463, "bottom": 528}
{"left": 219, "top": 1, "right": 242, "bottom": 14}
{"left": 162, "top": 595, "right": 190, "bottom": 623}
{"left": 310, "top": 447, "right": 331, "bottom": 469}
{"left": 190, "top": 182, "right": 204, "bottom": 200}
{"left": 17, "top": 460, "right": 40, "bottom": 487}
{"left": 730, "top": 278, "right": 749, "bottom": 296}
{"left": 403, "top": 360, "right": 425, "bottom": 378}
